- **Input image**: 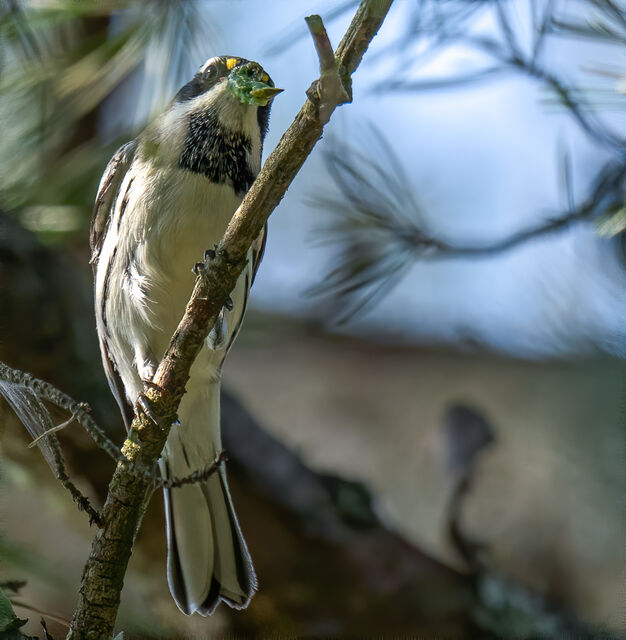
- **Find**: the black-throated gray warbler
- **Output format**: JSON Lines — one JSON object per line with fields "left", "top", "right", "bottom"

{"left": 90, "top": 56, "right": 281, "bottom": 616}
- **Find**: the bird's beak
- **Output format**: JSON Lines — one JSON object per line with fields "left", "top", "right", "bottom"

{"left": 249, "top": 86, "right": 284, "bottom": 105}
{"left": 227, "top": 63, "right": 283, "bottom": 107}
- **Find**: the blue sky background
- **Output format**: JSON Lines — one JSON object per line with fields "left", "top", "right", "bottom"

{"left": 112, "top": 0, "right": 625, "bottom": 358}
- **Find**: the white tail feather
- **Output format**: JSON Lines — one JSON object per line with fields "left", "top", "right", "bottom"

{"left": 161, "top": 380, "right": 256, "bottom": 615}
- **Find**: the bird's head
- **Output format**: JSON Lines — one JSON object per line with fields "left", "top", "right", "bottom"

{"left": 142, "top": 57, "right": 280, "bottom": 191}
{"left": 173, "top": 56, "right": 282, "bottom": 140}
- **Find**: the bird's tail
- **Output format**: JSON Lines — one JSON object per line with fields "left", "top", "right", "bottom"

{"left": 160, "top": 381, "right": 256, "bottom": 615}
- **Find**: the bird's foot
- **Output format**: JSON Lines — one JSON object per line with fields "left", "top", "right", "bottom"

{"left": 142, "top": 379, "right": 162, "bottom": 394}
{"left": 193, "top": 247, "right": 233, "bottom": 314}
{"left": 134, "top": 380, "right": 165, "bottom": 427}
{"left": 192, "top": 246, "right": 219, "bottom": 276}
{"left": 134, "top": 392, "right": 160, "bottom": 427}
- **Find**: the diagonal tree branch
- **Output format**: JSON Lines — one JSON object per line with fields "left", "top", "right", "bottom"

{"left": 66, "top": 1, "right": 394, "bottom": 638}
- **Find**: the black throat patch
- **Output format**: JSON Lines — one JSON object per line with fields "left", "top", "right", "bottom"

{"left": 178, "top": 112, "right": 256, "bottom": 195}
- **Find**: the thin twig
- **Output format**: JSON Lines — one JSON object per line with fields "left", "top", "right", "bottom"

{"left": 46, "top": 432, "right": 103, "bottom": 527}
{"left": 0, "top": 361, "right": 226, "bottom": 525}
{"left": 160, "top": 452, "right": 227, "bottom": 489}
{"left": 0, "top": 363, "right": 121, "bottom": 461}
{"left": 309, "top": 134, "right": 623, "bottom": 321}
{"left": 428, "top": 160, "right": 623, "bottom": 257}
{"left": 10, "top": 600, "right": 70, "bottom": 629}
{"left": 0, "top": 362, "right": 190, "bottom": 483}
{"left": 41, "top": 618, "right": 56, "bottom": 640}
{"left": 374, "top": 2, "right": 623, "bottom": 153}
{"left": 28, "top": 409, "right": 81, "bottom": 448}
{"left": 305, "top": 15, "right": 350, "bottom": 123}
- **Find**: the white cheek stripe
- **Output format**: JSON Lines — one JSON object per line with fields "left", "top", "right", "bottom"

{"left": 200, "top": 56, "right": 221, "bottom": 73}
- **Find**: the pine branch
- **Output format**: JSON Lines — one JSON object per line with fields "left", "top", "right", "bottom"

{"left": 308, "top": 133, "right": 624, "bottom": 323}
{"left": 0, "top": 362, "right": 121, "bottom": 462}
{"left": 374, "top": 0, "right": 623, "bottom": 153}
{"left": 160, "top": 452, "right": 227, "bottom": 489}
{"left": 46, "top": 432, "right": 103, "bottom": 528}
{"left": 0, "top": 365, "right": 229, "bottom": 521}
{"left": 66, "top": 2, "right": 394, "bottom": 638}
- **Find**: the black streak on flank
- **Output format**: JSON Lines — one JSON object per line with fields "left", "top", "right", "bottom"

{"left": 101, "top": 246, "right": 117, "bottom": 338}
{"left": 178, "top": 112, "right": 256, "bottom": 196}
{"left": 257, "top": 105, "right": 271, "bottom": 142}
{"left": 117, "top": 177, "right": 134, "bottom": 231}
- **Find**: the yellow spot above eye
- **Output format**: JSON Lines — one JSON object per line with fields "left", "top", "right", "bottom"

{"left": 261, "top": 73, "right": 269, "bottom": 83}
{"left": 226, "top": 58, "right": 238, "bottom": 70}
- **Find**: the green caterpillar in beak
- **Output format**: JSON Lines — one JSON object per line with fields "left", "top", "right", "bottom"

{"left": 227, "top": 62, "right": 283, "bottom": 107}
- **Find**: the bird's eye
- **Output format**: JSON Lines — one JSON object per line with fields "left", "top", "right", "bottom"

{"left": 203, "top": 64, "right": 217, "bottom": 79}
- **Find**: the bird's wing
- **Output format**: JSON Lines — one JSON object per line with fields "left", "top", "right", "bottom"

{"left": 89, "top": 140, "right": 137, "bottom": 271}
{"left": 90, "top": 140, "right": 137, "bottom": 431}
{"left": 100, "top": 336, "right": 135, "bottom": 432}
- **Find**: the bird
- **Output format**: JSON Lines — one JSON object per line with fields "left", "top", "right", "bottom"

{"left": 89, "top": 56, "right": 282, "bottom": 616}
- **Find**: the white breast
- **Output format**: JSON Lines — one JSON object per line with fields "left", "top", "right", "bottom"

{"left": 133, "top": 160, "right": 245, "bottom": 348}
{"left": 96, "top": 159, "right": 249, "bottom": 403}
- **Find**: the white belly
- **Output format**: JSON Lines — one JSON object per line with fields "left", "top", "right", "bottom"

{"left": 97, "top": 160, "right": 250, "bottom": 402}
{"left": 142, "top": 167, "right": 245, "bottom": 353}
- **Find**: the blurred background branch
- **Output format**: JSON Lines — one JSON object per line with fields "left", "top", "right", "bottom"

{"left": 305, "top": 0, "right": 624, "bottom": 324}
{"left": 307, "top": 130, "right": 623, "bottom": 323}
{"left": 0, "top": 0, "right": 212, "bottom": 231}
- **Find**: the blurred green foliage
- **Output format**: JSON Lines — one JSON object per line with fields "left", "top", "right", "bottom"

{"left": 0, "top": 0, "right": 213, "bottom": 242}
{"left": 0, "top": 587, "right": 31, "bottom": 639}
